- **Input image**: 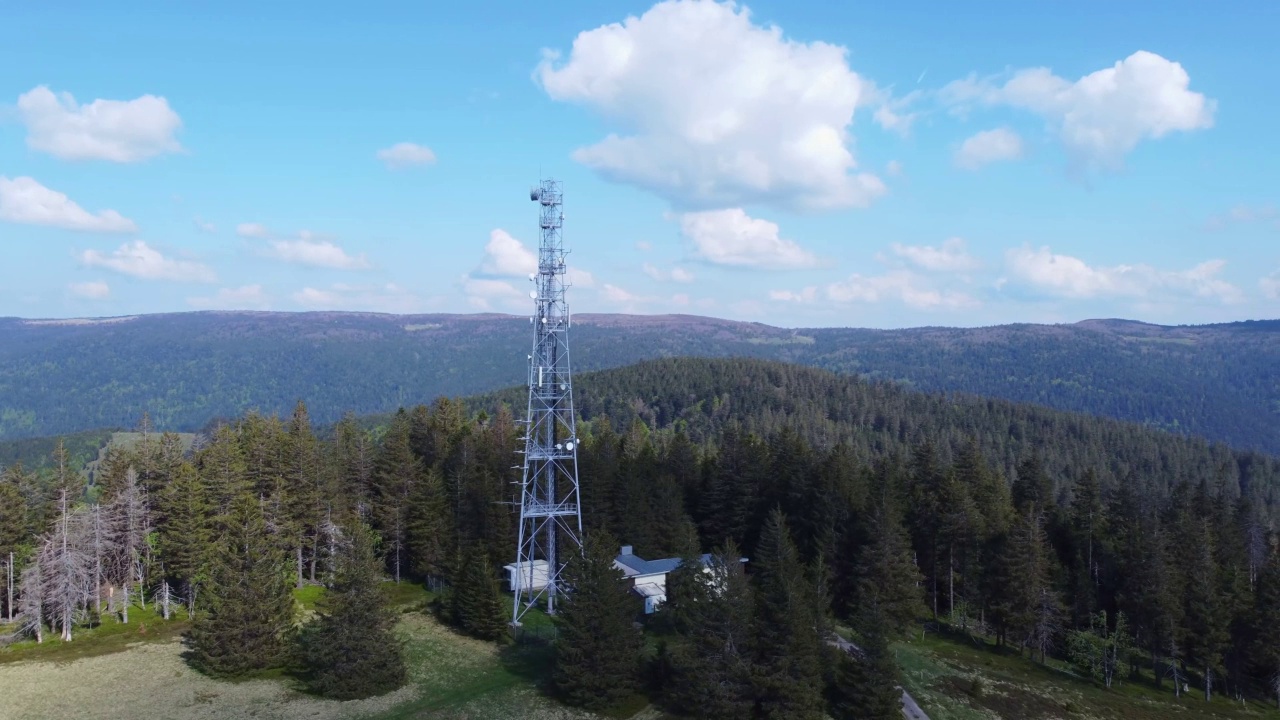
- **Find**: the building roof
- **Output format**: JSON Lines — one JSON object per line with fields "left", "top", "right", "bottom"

{"left": 615, "top": 551, "right": 713, "bottom": 578}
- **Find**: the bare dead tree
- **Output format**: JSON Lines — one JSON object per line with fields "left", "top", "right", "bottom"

{"left": 17, "top": 559, "right": 42, "bottom": 643}
{"left": 110, "top": 469, "right": 151, "bottom": 622}
{"left": 37, "top": 491, "right": 93, "bottom": 641}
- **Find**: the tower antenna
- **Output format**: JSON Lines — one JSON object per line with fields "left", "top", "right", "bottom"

{"left": 510, "top": 178, "right": 583, "bottom": 624}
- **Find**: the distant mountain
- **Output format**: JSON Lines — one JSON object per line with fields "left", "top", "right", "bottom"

{"left": 1, "top": 311, "right": 1277, "bottom": 453}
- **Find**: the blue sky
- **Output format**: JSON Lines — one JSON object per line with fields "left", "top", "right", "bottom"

{"left": 1, "top": 0, "right": 1277, "bottom": 328}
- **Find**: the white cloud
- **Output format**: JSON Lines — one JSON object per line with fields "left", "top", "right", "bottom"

{"left": 537, "top": 0, "right": 885, "bottom": 211}
{"left": 769, "top": 287, "right": 817, "bottom": 303}
{"left": 679, "top": 208, "right": 818, "bottom": 269}
{"left": 867, "top": 85, "right": 923, "bottom": 137}
{"left": 17, "top": 85, "right": 183, "bottom": 162}
{"left": 69, "top": 280, "right": 110, "bottom": 299}
{"left": 568, "top": 267, "right": 596, "bottom": 288}
{"left": 600, "top": 283, "right": 656, "bottom": 312}
{"left": 941, "top": 51, "right": 1214, "bottom": 170}
{"left": 891, "top": 237, "right": 980, "bottom": 273}
{"left": 826, "top": 270, "right": 978, "bottom": 309}
{"left": 1004, "top": 245, "right": 1242, "bottom": 303}
{"left": 461, "top": 276, "right": 525, "bottom": 310}
{"left": 79, "top": 240, "right": 216, "bottom": 283}
{"left": 236, "top": 222, "right": 270, "bottom": 238}
{"left": 672, "top": 293, "right": 690, "bottom": 306}
{"left": 266, "top": 236, "right": 371, "bottom": 270}
{"left": 954, "top": 127, "right": 1025, "bottom": 170}
{"left": 642, "top": 263, "right": 695, "bottom": 283}
{"left": 194, "top": 217, "right": 216, "bottom": 233}
{"left": 635, "top": 240, "right": 653, "bottom": 252}
{"left": 1259, "top": 271, "right": 1279, "bottom": 300}
{"left": 0, "top": 176, "right": 137, "bottom": 232}
{"left": 885, "top": 160, "right": 903, "bottom": 177}
{"left": 293, "top": 283, "right": 426, "bottom": 313}
{"left": 188, "top": 285, "right": 270, "bottom": 310}
{"left": 478, "top": 229, "right": 538, "bottom": 277}
{"left": 376, "top": 142, "right": 437, "bottom": 169}
{"left": 1205, "top": 203, "right": 1278, "bottom": 231}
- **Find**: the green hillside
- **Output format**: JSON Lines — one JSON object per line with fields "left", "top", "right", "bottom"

{"left": 1, "top": 312, "right": 1278, "bottom": 454}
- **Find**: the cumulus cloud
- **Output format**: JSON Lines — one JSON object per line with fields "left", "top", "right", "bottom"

{"left": 1004, "top": 245, "right": 1242, "bottom": 303}
{"left": 69, "top": 281, "right": 110, "bottom": 299}
{"left": 17, "top": 85, "right": 183, "bottom": 162}
{"left": 188, "top": 285, "right": 271, "bottom": 310}
{"left": 376, "top": 142, "right": 437, "bottom": 169}
{"left": 477, "top": 229, "right": 538, "bottom": 277}
{"left": 769, "top": 287, "right": 817, "bottom": 303}
{"left": 680, "top": 208, "right": 818, "bottom": 269}
{"left": 80, "top": 240, "right": 216, "bottom": 283}
{"left": 891, "top": 237, "right": 980, "bottom": 273}
{"left": 600, "top": 283, "right": 656, "bottom": 312}
{"left": 941, "top": 51, "right": 1215, "bottom": 170}
{"left": 568, "top": 267, "right": 597, "bottom": 288}
{"left": 265, "top": 235, "right": 371, "bottom": 270}
{"left": 293, "top": 283, "right": 426, "bottom": 313}
{"left": 1205, "top": 203, "right": 1278, "bottom": 231}
{"left": 236, "top": 222, "right": 270, "bottom": 238}
{"left": 536, "top": 0, "right": 885, "bottom": 211}
{"left": 826, "top": 270, "right": 978, "bottom": 310}
{"left": 461, "top": 276, "right": 525, "bottom": 310}
{"left": 642, "top": 263, "right": 695, "bottom": 283}
{"left": 0, "top": 176, "right": 137, "bottom": 232}
{"left": 954, "top": 128, "right": 1025, "bottom": 170}
{"left": 1260, "top": 271, "right": 1280, "bottom": 300}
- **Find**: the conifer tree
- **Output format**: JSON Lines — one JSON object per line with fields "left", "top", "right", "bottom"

{"left": 664, "top": 542, "right": 755, "bottom": 719}
{"left": 157, "top": 462, "right": 211, "bottom": 610}
{"left": 293, "top": 521, "right": 406, "bottom": 699}
{"left": 372, "top": 410, "right": 421, "bottom": 582}
{"left": 751, "top": 508, "right": 826, "bottom": 719}
{"left": 1251, "top": 549, "right": 1280, "bottom": 708}
{"left": 553, "top": 531, "right": 644, "bottom": 711}
{"left": 450, "top": 543, "right": 508, "bottom": 641}
{"left": 189, "top": 494, "right": 294, "bottom": 677}
{"left": 853, "top": 500, "right": 923, "bottom": 637}
{"left": 829, "top": 615, "right": 903, "bottom": 720}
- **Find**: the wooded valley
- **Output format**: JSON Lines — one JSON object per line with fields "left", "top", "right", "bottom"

{"left": 3, "top": 357, "right": 1280, "bottom": 718}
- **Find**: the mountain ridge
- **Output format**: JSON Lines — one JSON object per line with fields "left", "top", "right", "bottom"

{"left": 1, "top": 310, "right": 1276, "bottom": 453}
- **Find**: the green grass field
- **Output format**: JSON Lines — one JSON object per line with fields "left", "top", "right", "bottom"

{"left": 0, "top": 582, "right": 655, "bottom": 720}
{"left": 895, "top": 628, "right": 1280, "bottom": 720}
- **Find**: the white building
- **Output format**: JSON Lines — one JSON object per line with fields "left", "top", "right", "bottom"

{"left": 503, "top": 559, "right": 550, "bottom": 592}
{"left": 613, "top": 545, "right": 714, "bottom": 614}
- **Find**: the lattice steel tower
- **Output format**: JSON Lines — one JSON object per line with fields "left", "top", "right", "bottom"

{"left": 511, "top": 178, "right": 583, "bottom": 624}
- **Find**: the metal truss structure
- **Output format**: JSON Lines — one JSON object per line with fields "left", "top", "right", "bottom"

{"left": 511, "top": 178, "right": 583, "bottom": 624}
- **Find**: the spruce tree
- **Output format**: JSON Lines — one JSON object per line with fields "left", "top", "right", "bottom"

{"left": 855, "top": 500, "right": 924, "bottom": 637}
{"left": 665, "top": 542, "right": 755, "bottom": 720}
{"left": 293, "top": 521, "right": 406, "bottom": 699}
{"left": 1251, "top": 549, "right": 1280, "bottom": 708}
{"left": 553, "top": 531, "right": 644, "bottom": 711}
{"left": 451, "top": 543, "right": 508, "bottom": 641}
{"left": 829, "top": 615, "right": 903, "bottom": 720}
{"left": 156, "top": 462, "right": 211, "bottom": 607}
{"left": 188, "top": 494, "right": 294, "bottom": 677}
{"left": 751, "top": 508, "right": 826, "bottom": 719}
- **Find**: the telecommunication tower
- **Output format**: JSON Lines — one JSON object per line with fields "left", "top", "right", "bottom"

{"left": 511, "top": 178, "right": 584, "bottom": 624}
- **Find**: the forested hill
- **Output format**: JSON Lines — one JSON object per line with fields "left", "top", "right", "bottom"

{"left": 1, "top": 311, "right": 1277, "bottom": 453}
{"left": 474, "top": 357, "right": 1280, "bottom": 511}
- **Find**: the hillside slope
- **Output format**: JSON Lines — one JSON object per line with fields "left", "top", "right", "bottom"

{"left": 1, "top": 311, "right": 1276, "bottom": 453}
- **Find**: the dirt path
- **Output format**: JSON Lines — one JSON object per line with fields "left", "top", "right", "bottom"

{"left": 830, "top": 635, "right": 931, "bottom": 720}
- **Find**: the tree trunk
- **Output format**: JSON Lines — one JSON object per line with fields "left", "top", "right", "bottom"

{"left": 122, "top": 585, "right": 129, "bottom": 624}
{"left": 1205, "top": 665, "right": 1212, "bottom": 702}
{"left": 296, "top": 545, "right": 304, "bottom": 589}
{"left": 948, "top": 544, "right": 954, "bottom": 620}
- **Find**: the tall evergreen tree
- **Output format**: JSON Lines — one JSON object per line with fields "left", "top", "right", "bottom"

{"left": 553, "top": 531, "right": 644, "bottom": 711}
{"left": 853, "top": 500, "right": 923, "bottom": 637}
{"left": 293, "top": 521, "right": 406, "bottom": 699}
{"left": 189, "top": 494, "right": 294, "bottom": 677}
{"left": 156, "top": 462, "right": 211, "bottom": 610}
{"left": 829, "top": 616, "right": 903, "bottom": 720}
{"left": 751, "top": 508, "right": 827, "bottom": 719}
{"left": 450, "top": 543, "right": 508, "bottom": 641}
